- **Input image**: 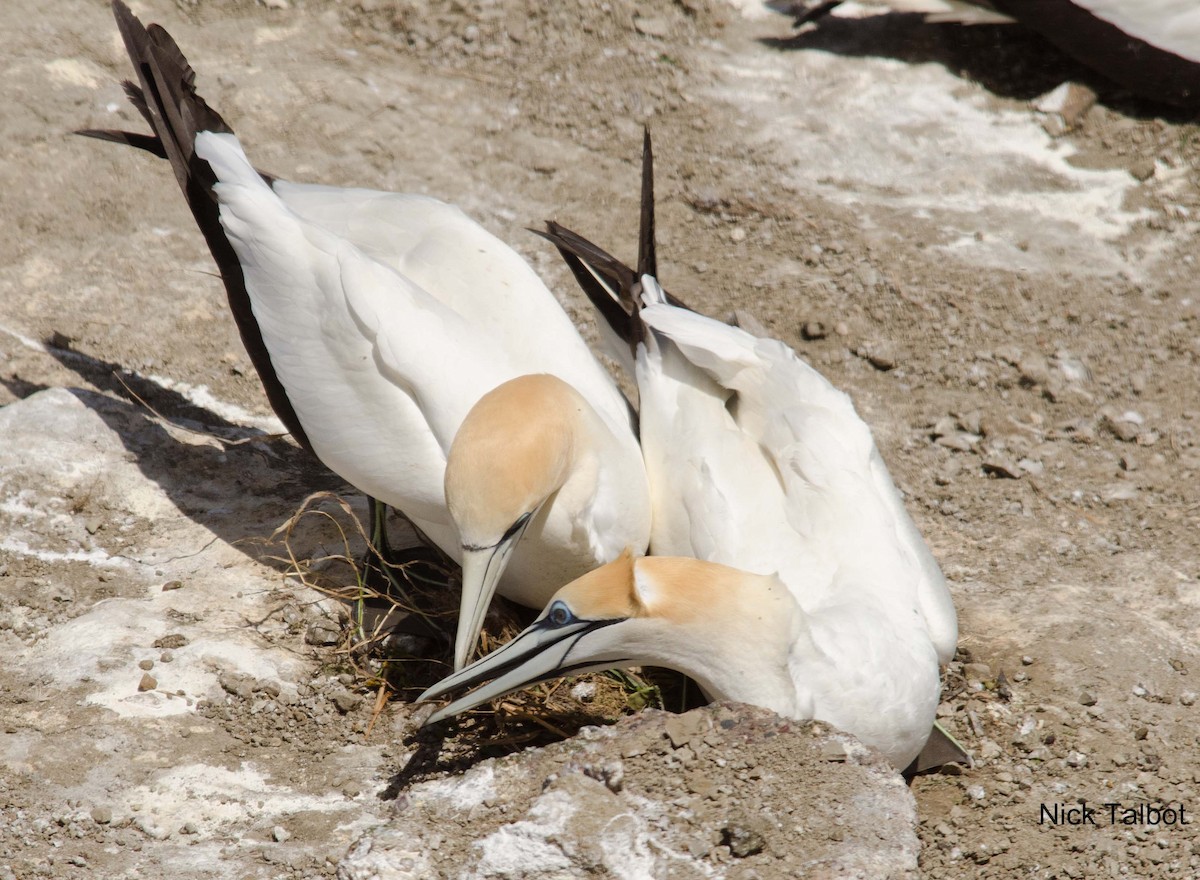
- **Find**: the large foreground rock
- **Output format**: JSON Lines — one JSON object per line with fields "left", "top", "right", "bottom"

{"left": 344, "top": 703, "right": 918, "bottom": 880}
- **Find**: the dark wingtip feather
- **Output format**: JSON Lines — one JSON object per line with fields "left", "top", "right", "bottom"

{"left": 91, "top": 0, "right": 313, "bottom": 455}
{"left": 637, "top": 126, "right": 657, "bottom": 280}
{"left": 75, "top": 128, "right": 168, "bottom": 159}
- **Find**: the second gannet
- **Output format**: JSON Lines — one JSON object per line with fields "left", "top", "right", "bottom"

{"left": 81, "top": 1, "right": 651, "bottom": 668}
{"left": 419, "top": 134, "right": 959, "bottom": 771}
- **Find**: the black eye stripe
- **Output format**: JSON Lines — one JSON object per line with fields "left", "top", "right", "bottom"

{"left": 501, "top": 511, "right": 532, "bottom": 543}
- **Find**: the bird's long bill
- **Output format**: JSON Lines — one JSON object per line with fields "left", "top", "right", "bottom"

{"left": 453, "top": 542, "right": 520, "bottom": 671}
{"left": 419, "top": 616, "right": 622, "bottom": 726}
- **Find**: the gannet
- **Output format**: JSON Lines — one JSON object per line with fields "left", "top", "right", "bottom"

{"left": 420, "top": 134, "right": 959, "bottom": 771}
{"left": 82, "top": 1, "right": 651, "bottom": 669}
{"left": 785, "top": 0, "right": 1200, "bottom": 106}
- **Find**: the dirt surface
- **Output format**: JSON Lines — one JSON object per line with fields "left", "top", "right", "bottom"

{"left": 3, "top": 0, "right": 1200, "bottom": 877}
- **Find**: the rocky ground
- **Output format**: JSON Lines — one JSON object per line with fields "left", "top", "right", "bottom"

{"left": 3, "top": 0, "right": 1200, "bottom": 877}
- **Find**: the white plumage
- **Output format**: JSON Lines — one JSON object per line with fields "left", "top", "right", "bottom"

{"left": 420, "top": 138, "right": 958, "bottom": 770}
{"left": 86, "top": 1, "right": 651, "bottom": 670}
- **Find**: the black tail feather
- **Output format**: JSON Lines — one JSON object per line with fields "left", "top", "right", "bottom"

{"left": 81, "top": 0, "right": 311, "bottom": 454}
{"left": 636, "top": 126, "right": 656, "bottom": 281}
{"left": 536, "top": 129, "right": 687, "bottom": 357}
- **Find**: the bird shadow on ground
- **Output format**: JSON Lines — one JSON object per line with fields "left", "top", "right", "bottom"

{"left": 760, "top": 12, "right": 1199, "bottom": 121}
{"left": 32, "top": 336, "right": 343, "bottom": 553}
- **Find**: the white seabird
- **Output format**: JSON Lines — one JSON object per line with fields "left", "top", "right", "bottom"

{"left": 82, "top": 1, "right": 651, "bottom": 669}
{"left": 419, "top": 134, "right": 960, "bottom": 771}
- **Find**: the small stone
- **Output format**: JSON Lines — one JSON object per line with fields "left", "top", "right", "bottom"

{"left": 332, "top": 689, "right": 363, "bottom": 714}
{"left": 84, "top": 516, "right": 103, "bottom": 535}
{"left": 853, "top": 341, "right": 898, "bottom": 371}
{"left": 1078, "top": 691, "right": 1097, "bottom": 706}
{"left": 153, "top": 633, "right": 188, "bottom": 650}
{"left": 570, "top": 681, "right": 596, "bottom": 703}
{"left": 1021, "top": 656, "right": 1034, "bottom": 666}
{"left": 982, "top": 456, "right": 1021, "bottom": 479}
{"left": 305, "top": 623, "right": 341, "bottom": 646}
{"left": 955, "top": 410, "right": 983, "bottom": 435}
{"left": 1134, "top": 726, "right": 1149, "bottom": 741}
{"left": 159, "top": 651, "right": 174, "bottom": 663}
{"left": 963, "top": 663, "right": 991, "bottom": 680}
{"left": 722, "top": 818, "right": 766, "bottom": 858}
{"left": 1066, "top": 751, "right": 1087, "bottom": 768}
{"left": 820, "top": 741, "right": 849, "bottom": 762}
{"left": 833, "top": 321, "right": 849, "bottom": 337}
{"left": 1103, "top": 415, "right": 1140, "bottom": 443}
{"left": 180, "top": 821, "right": 199, "bottom": 835}
{"left": 633, "top": 16, "right": 670, "bottom": 37}
{"left": 138, "top": 659, "right": 154, "bottom": 671}
{"left": 663, "top": 713, "right": 705, "bottom": 749}
{"left": 273, "top": 825, "right": 291, "bottom": 843}
{"left": 966, "top": 784, "right": 986, "bottom": 801}
{"left": 729, "top": 227, "right": 747, "bottom": 243}
{"left": 91, "top": 807, "right": 113, "bottom": 825}
{"left": 219, "top": 672, "right": 255, "bottom": 701}
{"left": 138, "top": 673, "right": 157, "bottom": 692}
{"left": 801, "top": 321, "right": 827, "bottom": 340}
{"left": 1129, "top": 159, "right": 1156, "bottom": 182}
{"left": 1180, "top": 692, "right": 1196, "bottom": 707}
{"left": 1017, "top": 354, "right": 1051, "bottom": 387}
{"left": 936, "top": 433, "right": 976, "bottom": 453}
{"left": 161, "top": 580, "right": 184, "bottom": 591}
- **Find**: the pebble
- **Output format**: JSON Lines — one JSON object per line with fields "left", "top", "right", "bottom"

{"left": 1102, "top": 414, "right": 1140, "bottom": 443}
{"left": 1129, "top": 159, "right": 1156, "bottom": 182}
{"left": 305, "top": 623, "right": 341, "bottom": 646}
{"left": 1180, "top": 692, "right": 1196, "bottom": 707}
{"left": 853, "top": 341, "right": 898, "bottom": 371}
{"left": 801, "top": 321, "right": 827, "bottom": 340}
{"left": 722, "top": 818, "right": 766, "bottom": 858}
{"left": 963, "top": 663, "right": 991, "bottom": 681}
{"left": 180, "top": 821, "right": 198, "bottom": 835}
{"left": 1078, "top": 691, "right": 1097, "bottom": 706}
{"left": 981, "top": 456, "right": 1021, "bottom": 479}
{"left": 138, "top": 659, "right": 154, "bottom": 671}
{"left": 137, "top": 673, "right": 157, "bottom": 692}
{"left": 570, "top": 681, "right": 596, "bottom": 703}
{"left": 161, "top": 580, "right": 183, "bottom": 591}
{"left": 632, "top": 15, "right": 670, "bottom": 37}
{"left": 1021, "top": 656, "right": 1035, "bottom": 666}
{"left": 273, "top": 825, "right": 291, "bottom": 843}
{"left": 966, "top": 785, "right": 986, "bottom": 801}
{"left": 332, "top": 689, "right": 363, "bottom": 714}
{"left": 1066, "top": 751, "right": 1088, "bottom": 768}
{"left": 936, "top": 433, "right": 976, "bottom": 453}
{"left": 153, "top": 633, "right": 188, "bottom": 650}
{"left": 91, "top": 807, "right": 112, "bottom": 825}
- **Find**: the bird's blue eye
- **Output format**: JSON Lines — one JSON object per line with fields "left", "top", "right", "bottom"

{"left": 547, "top": 601, "right": 573, "bottom": 626}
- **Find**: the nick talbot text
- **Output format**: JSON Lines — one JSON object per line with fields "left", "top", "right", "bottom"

{"left": 1039, "top": 802, "right": 1188, "bottom": 827}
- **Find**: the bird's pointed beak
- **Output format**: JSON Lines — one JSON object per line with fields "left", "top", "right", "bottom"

{"left": 419, "top": 615, "right": 624, "bottom": 726}
{"left": 454, "top": 540, "right": 520, "bottom": 671}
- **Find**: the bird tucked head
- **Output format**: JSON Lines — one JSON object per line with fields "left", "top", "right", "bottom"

{"left": 419, "top": 554, "right": 803, "bottom": 722}
{"left": 443, "top": 374, "right": 588, "bottom": 671}
{"left": 445, "top": 374, "right": 580, "bottom": 546}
